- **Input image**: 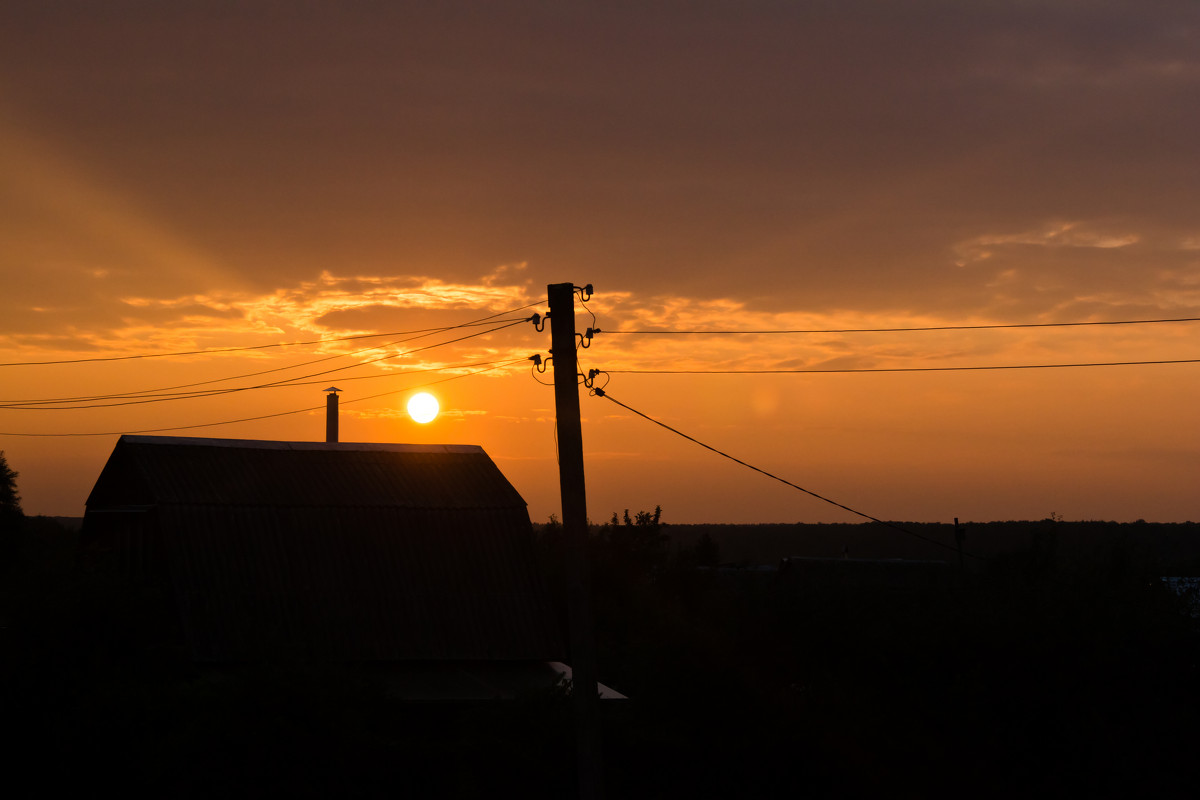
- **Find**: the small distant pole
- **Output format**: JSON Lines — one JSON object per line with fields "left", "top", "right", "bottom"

{"left": 954, "top": 517, "right": 965, "bottom": 573}
{"left": 325, "top": 387, "right": 340, "bottom": 443}
{"left": 548, "top": 282, "right": 603, "bottom": 800}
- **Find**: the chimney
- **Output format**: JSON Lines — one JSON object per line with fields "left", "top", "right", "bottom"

{"left": 325, "top": 387, "right": 340, "bottom": 443}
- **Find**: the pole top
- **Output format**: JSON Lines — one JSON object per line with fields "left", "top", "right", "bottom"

{"left": 324, "top": 386, "right": 341, "bottom": 394}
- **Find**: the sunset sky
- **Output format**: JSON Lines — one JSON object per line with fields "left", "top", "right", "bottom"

{"left": 3, "top": 2, "right": 1198, "bottom": 526}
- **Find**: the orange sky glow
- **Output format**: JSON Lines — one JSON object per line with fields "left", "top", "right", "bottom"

{"left": 2, "top": 3, "right": 1198, "bottom": 525}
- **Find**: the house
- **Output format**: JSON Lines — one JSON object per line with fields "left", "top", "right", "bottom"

{"left": 81, "top": 435, "right": 574, "bottom": 698}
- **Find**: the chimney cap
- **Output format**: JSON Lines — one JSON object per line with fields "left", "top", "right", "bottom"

{"left": 324, "top": 386, "right": 341, "bottom": 393}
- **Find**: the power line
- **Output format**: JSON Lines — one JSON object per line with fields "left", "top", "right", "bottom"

{"left": 247, "top": 359, "right": 519, "bottom": 388}
{"left": 4, "top": 309, "right": 1190, "bottom": 367}
{"left": 337, "top": 358, "right": 524, "bottom": 406}
{"left": 2, "top": 307, "right": 540, "bottom": 405}
{"left": 604, "top": 316, "right": 1200, "bottom": 335}
{"left": 1, "top": 319, "right": 528, "bottom": 410}
{"left": 3, "top": 326, "right": 465, "bottom": 405}
{"left": 5, "top": 357, "right": 518, "bottom": 404}
{"left": 0, "top": 359, "right": 524, "bottom": 437}
{"left": 608, "top": 358, "right": 1200, "bottom": 375}
{"left": 591, "top": 388, "right": 980, "bottom": 559}
{"left": 0, "top": 302, "right": 543, "bottom": 367}
{"left": 0, "top": 322, "right": 521, "bottom": 409}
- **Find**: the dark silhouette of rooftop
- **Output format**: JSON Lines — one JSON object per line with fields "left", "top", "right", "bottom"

{"left": 83, "top": 435, "right": 565, "bottom": 664}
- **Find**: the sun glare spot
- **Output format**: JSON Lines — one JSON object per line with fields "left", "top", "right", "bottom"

{"left": 407, "top": 392, "right": 440, "bottom": 424}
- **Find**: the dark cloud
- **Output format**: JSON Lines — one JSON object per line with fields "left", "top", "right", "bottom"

{"left": 2, "top": 1, "right": 1198, "bottom": 320}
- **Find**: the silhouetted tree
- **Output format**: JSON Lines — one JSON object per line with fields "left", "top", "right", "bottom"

{"left": 1, "top": 450, "right": 23, "bottom": 568}
{"left": 602, "top": 505, "right": 667, "bottom": 579}
{"left": 0, "top": 450, "right": 20, "bottom": 516}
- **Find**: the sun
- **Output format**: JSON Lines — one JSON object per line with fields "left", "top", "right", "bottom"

{"left": 407, "top": 392, "right": 440, "bottom": 424}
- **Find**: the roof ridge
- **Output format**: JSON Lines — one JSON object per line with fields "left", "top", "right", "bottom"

{"left": 119, "top": 435, "right": 485, "bottom": 455}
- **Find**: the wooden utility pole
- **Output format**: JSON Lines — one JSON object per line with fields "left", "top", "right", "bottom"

{"left": 548, "top": 282, "right": 603, "bottom": 799}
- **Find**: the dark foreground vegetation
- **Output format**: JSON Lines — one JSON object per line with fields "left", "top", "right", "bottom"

{"left": 3, "top": 509, "right": 1199, "bottom": 797}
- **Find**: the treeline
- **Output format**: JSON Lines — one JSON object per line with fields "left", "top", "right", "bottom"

{"left": 551, "top": 518, "right": 1200, "bottom": 574}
